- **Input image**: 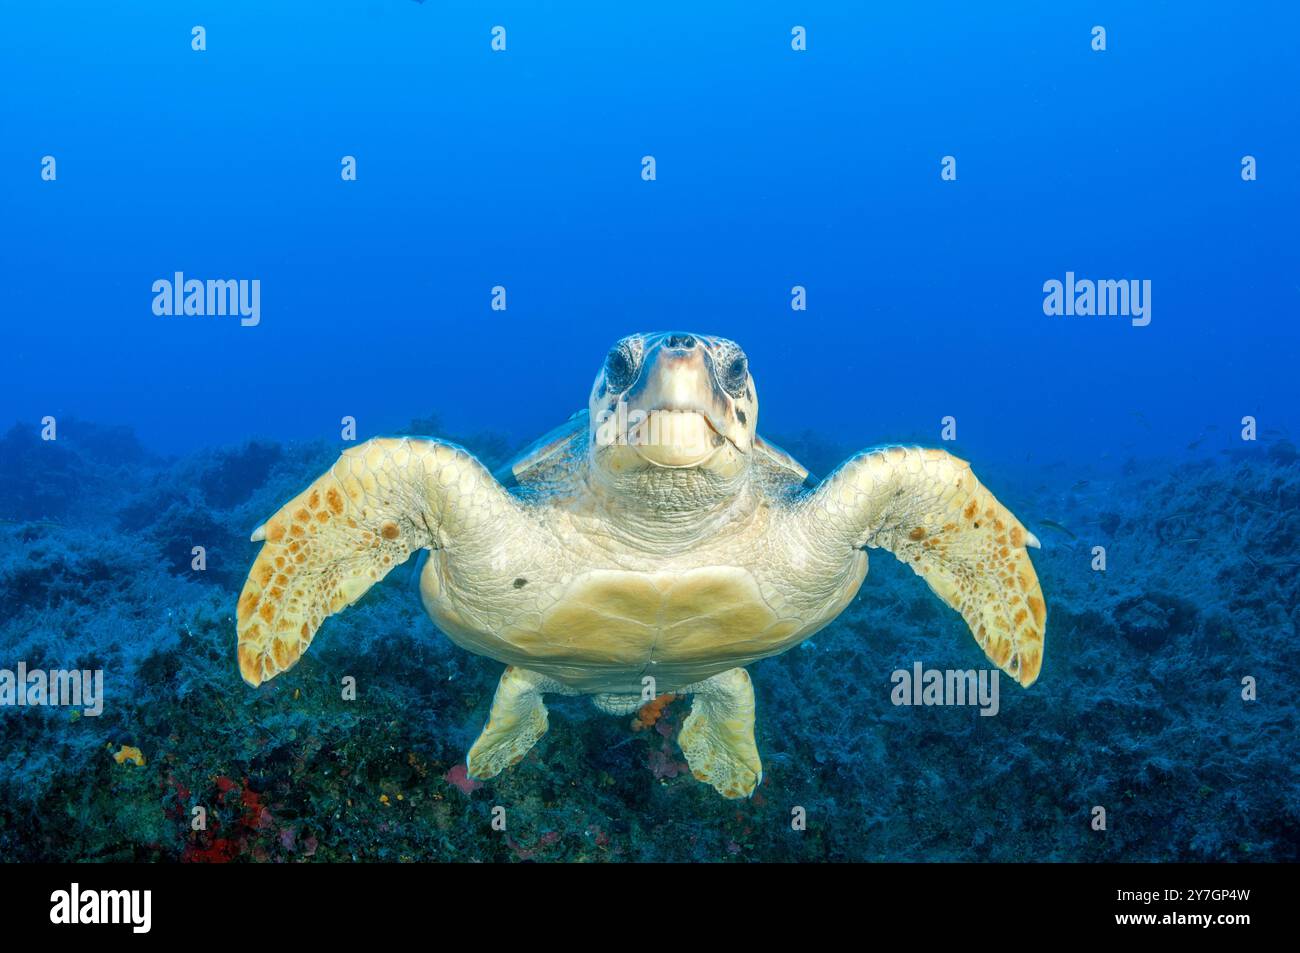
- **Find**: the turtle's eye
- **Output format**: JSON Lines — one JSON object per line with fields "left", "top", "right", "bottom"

{"left": 718, "top": 352, "right": 749, "bottom": 398}
{"left": 605, "top": 344, "right": 640, "bottom": 393}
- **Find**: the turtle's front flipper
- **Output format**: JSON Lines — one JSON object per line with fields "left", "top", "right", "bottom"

{"left": 466, "top": 667, "right": 562, "bottom": 781}
{"left": 807, "top": 446, "right": 1046, "bottom": 686}
{"left": 678, "top": 668, "right": 762, "bottom": 799}
{"left": 235, "top": 437, "right": 521, "bottom": 687}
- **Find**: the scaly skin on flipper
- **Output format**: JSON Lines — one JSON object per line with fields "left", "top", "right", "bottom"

{"left": 466, "top": 666, "right": 575, "bottom": 780}
{"left": 805, "top": 446, "right": 1045, "bottom": 686}
{"left": 235, "top": 437, "right": 518, "bottom": 687}
{"left": 677, "top": 668, "right": 762, "bottom": 798}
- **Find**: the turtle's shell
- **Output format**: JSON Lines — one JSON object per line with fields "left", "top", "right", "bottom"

{"left": 417, "top": 414, "right": 862, "bottom": 694}
{"left": 421, "top": 558, "right": 864, "bottom": 695}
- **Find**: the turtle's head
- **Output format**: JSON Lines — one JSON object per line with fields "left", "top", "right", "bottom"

{"left": 587, "top": 332, "right": 757, "bottom": 483}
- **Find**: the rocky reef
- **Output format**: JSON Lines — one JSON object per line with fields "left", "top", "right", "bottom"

{"left": 0, "top": 419, "right": 1296, "bottom": 861}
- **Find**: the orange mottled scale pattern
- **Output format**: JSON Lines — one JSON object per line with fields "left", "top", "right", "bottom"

{"left": 816, "top": 446, "right": 1046, "bottom": 686}
{"left": 235, "top": 438, "right": 498, "bottom": 687}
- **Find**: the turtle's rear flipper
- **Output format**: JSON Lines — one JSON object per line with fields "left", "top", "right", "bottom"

{"left": 678, "top": 668, "right": 762, "bottom": 799}
{"left": 466, "top": 667, "right": 561, "bottom": 780}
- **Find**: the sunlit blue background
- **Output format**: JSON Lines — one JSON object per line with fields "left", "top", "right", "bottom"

{"left": 3, "top": 0, "right": 1297, "bottom": 461}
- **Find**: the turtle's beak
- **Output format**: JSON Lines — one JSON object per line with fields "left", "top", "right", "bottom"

{"left": 628, "top": 410, "right": 725, "bottom": 468}
{"left": 588, "top": 332, "right": 757, "bottom": 479}
{"left": 619, "top": 338, "right": 744, "bottom": 468}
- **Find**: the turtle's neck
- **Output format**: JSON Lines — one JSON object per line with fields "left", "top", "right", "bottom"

{"left": 582, "top": 463, "right": 757, "bottom": 555}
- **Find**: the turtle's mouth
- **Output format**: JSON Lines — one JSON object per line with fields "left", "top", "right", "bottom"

{"left": 628, "top": 408, "right": 730, "bottom": 468}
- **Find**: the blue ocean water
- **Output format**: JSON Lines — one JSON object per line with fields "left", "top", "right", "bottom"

{"left": 0, "top": 2, "right": 1297, "bottom": 862}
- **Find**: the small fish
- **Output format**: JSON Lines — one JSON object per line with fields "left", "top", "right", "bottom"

{"left": 1070, "top": 480, "right": 1089, "bottom": 491}
{"left": 1036, "top": 519, "right": 1077, "bottom": 540}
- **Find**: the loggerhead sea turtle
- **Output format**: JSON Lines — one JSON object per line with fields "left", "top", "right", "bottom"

{"left": 235, "top": 331, "right": 1046, "bottom": 798}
